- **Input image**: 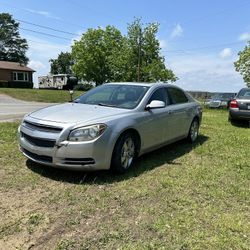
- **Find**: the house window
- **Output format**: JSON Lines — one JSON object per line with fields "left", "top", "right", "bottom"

{"left": 13, "top": 72, "right": 29, "bottom": 82}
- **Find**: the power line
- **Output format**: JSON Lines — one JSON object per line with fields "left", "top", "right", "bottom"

{"left": 2, "top": 0, "right": 248, "bottom": 56}
{"left": 0, "top": 1, "right": 87, "bottom": 29}
{"left": 16, "top": 19, "right": 81, "bottom": 36}
{"left": 25, "top": 37, "right": 246, "bottom": 55}
{"left": 27, "top": 39, "right": 67, "bottom": 46}
{"left": 19, "top": 28, "right": 73, "bottom": 41}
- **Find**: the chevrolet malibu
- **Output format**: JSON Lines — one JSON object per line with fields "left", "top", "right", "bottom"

{"left": 229, "top": 88, "right": 250, "bottom": 122}
{"left": 18, "top": 83, "right": 202, "bottom": 173}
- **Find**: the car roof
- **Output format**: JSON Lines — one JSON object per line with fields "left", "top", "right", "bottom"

{"left": 106, "top": 82, "right": 175, "bottom": 88}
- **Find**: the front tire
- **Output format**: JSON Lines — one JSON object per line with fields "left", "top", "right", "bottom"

{"left": 187, "top": 119, "right": 199, "bottom": 143}
{"left": 111, "top": 132, "right": 136, "bottom": 174}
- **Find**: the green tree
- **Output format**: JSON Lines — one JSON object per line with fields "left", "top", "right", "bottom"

{"left": 49, "top": 52, "right": 73, "bottom": 74}
{"left": 0, "top": 13, "right": 29, "bottom": 64}
{"left": 72, "top": 26, "right": 124, "bottom": 85}
{"left": 107, "top": 37, "right": 133, "bottom": 82}
{"left": 126, "top": 18, "right": 176, "bottom": 83}
{"left": 235, "top": 42, "right": 250, "bottom": 87}
{"left": 71, "top": 19, "right": 176, "bottom": 85}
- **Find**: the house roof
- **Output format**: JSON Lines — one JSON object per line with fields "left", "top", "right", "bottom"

{"left": 0, "top": 61, "right": 35, "bottom": 72}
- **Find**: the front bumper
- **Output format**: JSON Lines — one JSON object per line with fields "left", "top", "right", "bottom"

{"left": 18, "top": 120, "right": 115, "bottom": 171}
{"left": 209, "top": 101, "right": 228, "bottom": 108}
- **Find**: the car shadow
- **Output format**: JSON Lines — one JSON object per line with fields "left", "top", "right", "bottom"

{"left": 26, "top": 134, "right": 209, "bottom": 184}
{"left": 230, "top": 120, "right": 250, "bottom": 128}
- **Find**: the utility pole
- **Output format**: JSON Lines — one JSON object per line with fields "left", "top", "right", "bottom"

{"left": 137, "top": 27, "right": 142, "bottom": 82}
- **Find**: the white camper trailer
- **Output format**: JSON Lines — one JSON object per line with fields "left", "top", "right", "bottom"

{"left": 38, "top": 74, "right": 68, "bottom": 89}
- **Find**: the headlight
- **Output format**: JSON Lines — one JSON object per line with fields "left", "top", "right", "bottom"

{"left": 68, "top": 124, "right": 107, "bottom": 142}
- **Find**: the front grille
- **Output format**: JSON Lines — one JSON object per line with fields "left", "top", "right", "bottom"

{"left": 23, "top": 120, "right": 63, "bottom": 133}
{"left": 22, "top": 148, "right": 53, "bottom": 163}
{"left": 21, "top": 132, "right": 56, "bottom": 148}
{"left": 210, "top": 101, "right": 220, "bottom": 108}
{"left": 63, "top": 158, "right": 95, "bottom": 165}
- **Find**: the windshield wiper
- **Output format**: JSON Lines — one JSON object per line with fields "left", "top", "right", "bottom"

{"left": 98, "top": 103, "right": 117, "bottom": 107}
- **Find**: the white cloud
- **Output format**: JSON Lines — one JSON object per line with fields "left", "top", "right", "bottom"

{"left": 28, "top": 60, "right": 47, "bottom": 87}
{"left": 24, "top": 35, "right": 72, "bottom": 87}
{"left": 26, "top": 36, "right": 70, "bottom": 59}
{"left": 28, "top": 60, "right": 46, "bottom": 71}
{"left": 70, "top": 30, "right": 84, "bottom": 45}
{"left": 165, "top": 54, "right": 245, "bottom": 92}
{"left": 238, "top": 32, "right": 250, "bottom": 41}
{"left": 25, "top": 8, "right": 61, "bottom": 20}
{"left": 219, "top": 48, "right": 232, "bottom": 58}
{"left": 159, "top": 39, "right": 167, "bottom": 49}
{"left": 170, "top": 24, "right": 183, "bottom": 39}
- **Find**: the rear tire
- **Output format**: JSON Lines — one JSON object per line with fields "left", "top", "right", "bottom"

{"left": 187, "top": 119, "right": 199, "bottom": 143}
{"left": 228, "top": 115, "right": 236, "bottom": 123}
{"left": 111, "top": 132, "right": 136, "bottom": 174}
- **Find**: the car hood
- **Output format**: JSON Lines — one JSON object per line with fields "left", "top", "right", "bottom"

{"left": 28, "top": 103, "right": 130, "bottom": 124}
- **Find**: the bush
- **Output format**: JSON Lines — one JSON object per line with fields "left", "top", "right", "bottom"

{"left": 8, "top": 81, "right": 33, "bottom": 88}
{"left": 73, "top": 83, "right": 93, "bottom": 91}
{"left": 0, "top": 81, "right": 8, "bottom": 88}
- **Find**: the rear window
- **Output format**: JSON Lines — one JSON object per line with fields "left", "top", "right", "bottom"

{"left": 237, "top": 89, "right": 250, "bottom": 99}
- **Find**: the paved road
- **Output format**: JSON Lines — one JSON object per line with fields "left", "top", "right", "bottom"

{"left": 0, "top": 94, "right": 54, "bottom": 122}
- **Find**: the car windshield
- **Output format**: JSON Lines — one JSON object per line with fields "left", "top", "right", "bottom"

{"left": 74, "top": 84, "right": 149, "bottom": 109}
{"left": 211, "top": 93, "right": 234, "bottom": 100}
{"left": 238, "top": 89, "right": 250, "bottom": 99}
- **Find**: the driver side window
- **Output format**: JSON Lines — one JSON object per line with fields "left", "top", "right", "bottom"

{"left": 148, "top": 88, "right": 168, "bottom": 105}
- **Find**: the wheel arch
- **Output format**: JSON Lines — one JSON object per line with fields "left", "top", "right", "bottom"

{"left": 187, "top": 115, "right": 200, "bottom": 143}
{"left": 113, "top": 128, "right": 141, "bottom": 157}
{"left": 110, "top": 128, "right": 141, "bottom": 173}
{"left": 193, "top": 115, "right": 200, "bottom": 124}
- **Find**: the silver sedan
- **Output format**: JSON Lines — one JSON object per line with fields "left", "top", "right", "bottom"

{"left": 229, "top": 88, "right": 250, "bottom": 122}
{"left": 18, "top": 83, "right": 202, "bottom": 173}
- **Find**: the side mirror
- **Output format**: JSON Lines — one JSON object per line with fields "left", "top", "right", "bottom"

{"left": 145, "top": 100, "right": 165, "bottom": 110}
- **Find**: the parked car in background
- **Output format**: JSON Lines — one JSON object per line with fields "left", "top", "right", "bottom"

{"left": 18, "top": 83, "right": 202, "bottom": 174}
{"left": 205, "top": 93, "right": 235, "bottom": 108}
{"left": 229, "top": 88, "right": 250, "bottom": 122}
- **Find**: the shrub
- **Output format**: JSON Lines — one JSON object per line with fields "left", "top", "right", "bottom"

{"left": 8, "top": 81, "right": 33, "bottom": 88}
{"left": 73, "top": 83, "right": 93, "bottom": 91}
{"left": 0, "top": 81, "right": 8, "bottom": 88}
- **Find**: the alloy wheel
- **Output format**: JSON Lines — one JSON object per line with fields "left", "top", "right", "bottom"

{"left": 121, "top": 137, "right": 135, "bottom": 169}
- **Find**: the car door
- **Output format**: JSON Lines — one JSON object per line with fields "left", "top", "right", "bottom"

{"left": 139, "top": 87, "right": 171, "bottom": 149}
{"left": 166, "top": 87, "right": 192, "bottom": 140}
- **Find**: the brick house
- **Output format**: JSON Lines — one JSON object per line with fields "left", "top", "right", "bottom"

{"left": 0, "top": 61, "right": 35, "bottom": 88}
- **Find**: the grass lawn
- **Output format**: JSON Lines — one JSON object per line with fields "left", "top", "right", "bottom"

{"left": 0, "top": 109, "right": 249, "bottom": 249}
{"left": 0, "top": 88, "right": 83, "bottom": 103}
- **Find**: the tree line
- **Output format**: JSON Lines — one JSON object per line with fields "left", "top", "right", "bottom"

{"left": 51, "top": 19, "right": 177, "bottom": 84}
{"left": 1, "top": 12, "right": 250, "bottom": 87}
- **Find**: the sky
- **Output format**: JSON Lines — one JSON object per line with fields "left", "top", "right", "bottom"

{"left": 1, "top": 0, "right": 250, "bottom": 92}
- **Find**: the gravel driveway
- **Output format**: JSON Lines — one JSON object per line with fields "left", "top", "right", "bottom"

{"left": 0, "top": 94, "right": 54, "bottom": 122}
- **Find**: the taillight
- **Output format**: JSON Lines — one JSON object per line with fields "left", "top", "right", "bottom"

{"left": 230, "top": 99, "right": 239, "bottom": 108}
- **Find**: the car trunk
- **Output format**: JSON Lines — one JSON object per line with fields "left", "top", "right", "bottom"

{"left": 238, "top": 99, "right": 250, "bottom": 110}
